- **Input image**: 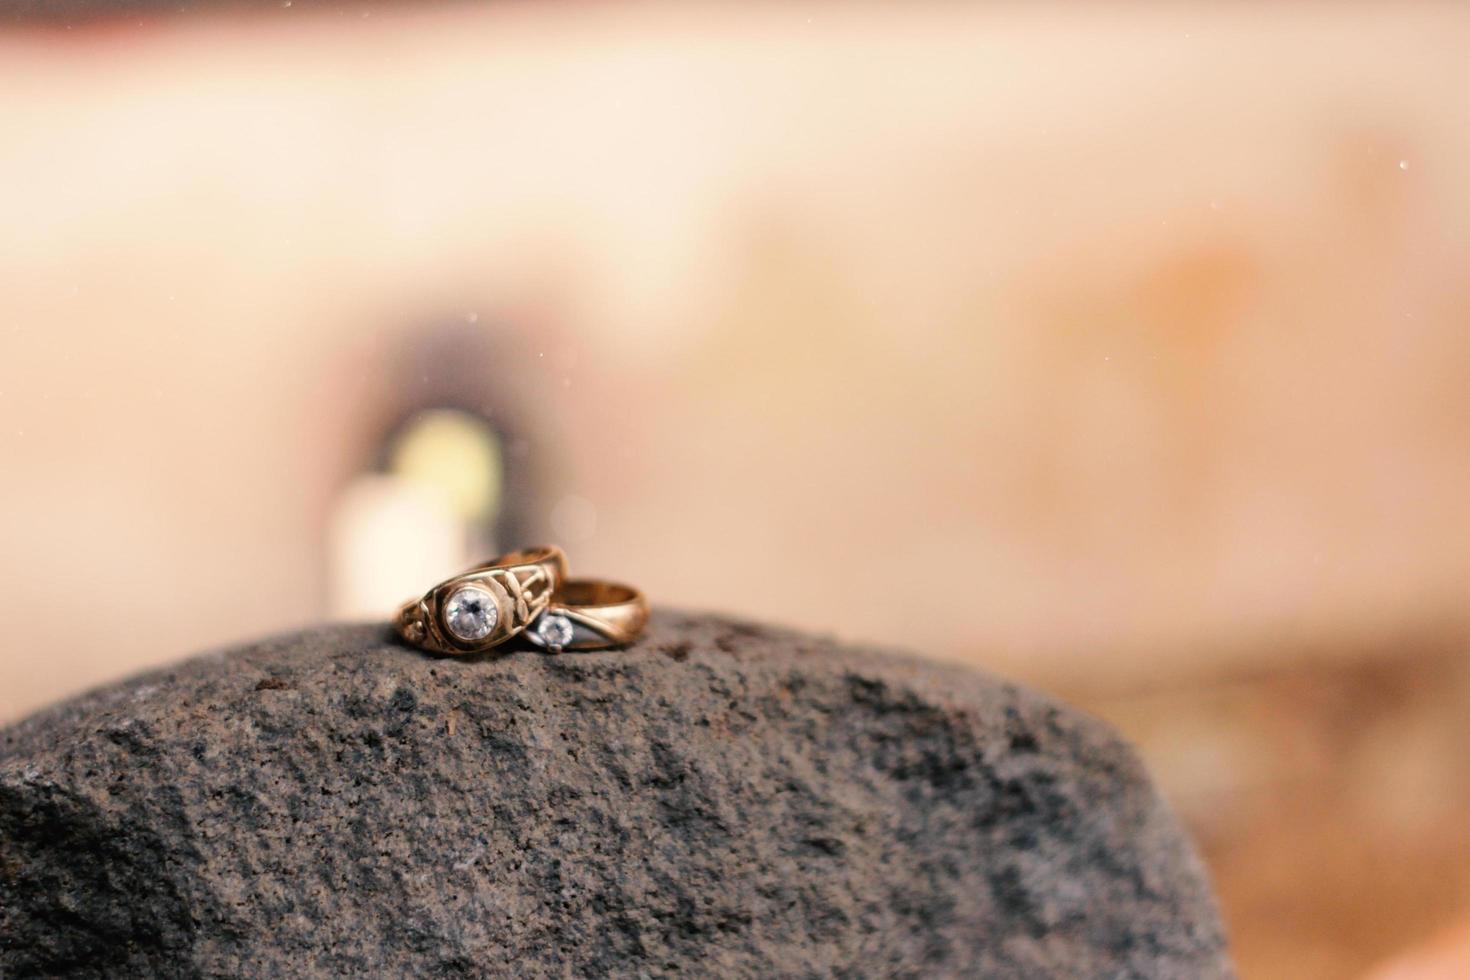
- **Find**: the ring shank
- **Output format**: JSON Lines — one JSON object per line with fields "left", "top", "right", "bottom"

{"left": 557, "top": 579, "right": 639, "bottom": 607}
{"left": 465, "top": 546, "right": 568, "bottom": 579}
{"left": 542, "top": 578, "right": 649, "bottom": 650}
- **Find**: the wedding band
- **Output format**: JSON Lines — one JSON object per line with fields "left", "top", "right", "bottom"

{"left": 523, "top": 579, "right": 650, "bottom": 653}
{"left": 394, "top": 545, "right": 567, "bottom": 654}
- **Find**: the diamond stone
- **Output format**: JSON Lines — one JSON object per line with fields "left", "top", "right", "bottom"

{"left": 536, "top": 613, "right": 575, "bottom": 651}
{"left": 443, "top": 587, "right": 498, "bottom": 642}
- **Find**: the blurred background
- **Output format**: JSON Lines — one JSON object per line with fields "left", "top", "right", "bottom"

{"left": 3, "top": 2, "right": 1469, "bottom": 977}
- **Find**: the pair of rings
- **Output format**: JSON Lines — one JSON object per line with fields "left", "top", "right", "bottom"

{"left": 393, "top": 545, "right": 648, "bottom": 656}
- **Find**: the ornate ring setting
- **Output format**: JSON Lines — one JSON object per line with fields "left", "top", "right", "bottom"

{"left": 394, "top": 545, "right": 567, "bottom": 655}
{"left": 524, "top": 579, "right": 650, "bottom": 654}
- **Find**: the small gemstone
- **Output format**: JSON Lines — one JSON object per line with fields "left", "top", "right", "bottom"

{"left": 536, "top": 613, "right": 575, "bottom": 651}
{"left": 443, "top": 587, "right": 498, "bottom": 642}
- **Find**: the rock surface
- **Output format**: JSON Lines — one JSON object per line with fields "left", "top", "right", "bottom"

{"left": 0, "top": 614, "right": 1232, "bottom": 978}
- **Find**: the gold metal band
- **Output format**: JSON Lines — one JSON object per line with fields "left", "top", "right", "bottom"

{"left": 523, "top": 578, "right": 650, "bottom": 653}
{"left": 394, "top": 545, "right": 567, "bottom": 655}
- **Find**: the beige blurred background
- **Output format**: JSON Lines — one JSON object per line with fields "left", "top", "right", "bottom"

{"left": 3, "top": 3, "right": 1470, "bottom": 977}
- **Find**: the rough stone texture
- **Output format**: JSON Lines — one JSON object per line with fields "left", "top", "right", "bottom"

{"left": 0, "top": 614, "right": 1232, "bottom": 979}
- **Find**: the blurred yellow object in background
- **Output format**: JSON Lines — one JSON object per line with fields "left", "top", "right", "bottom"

{"left": 388, "top": 409, "right": 504, "bottom": 526}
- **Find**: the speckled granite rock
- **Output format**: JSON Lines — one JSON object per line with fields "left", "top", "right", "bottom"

{"left": 0, "top": 614, "right": 1232, "bottom": 979}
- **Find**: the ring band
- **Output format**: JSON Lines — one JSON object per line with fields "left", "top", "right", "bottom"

{"left": 394, "top": 545, "right": 567, "bottom": 654}
{"left": 523, "top": 579, "right": 650, "bottom": 653}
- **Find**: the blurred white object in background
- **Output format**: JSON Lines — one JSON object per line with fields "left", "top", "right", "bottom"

{"left": 328, "top": 408, "right": 506, "bottom": 617}
{"left": 327, "top": 475, "right": 465, "bottom": 620}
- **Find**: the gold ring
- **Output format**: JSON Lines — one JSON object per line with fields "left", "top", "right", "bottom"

{"left": 394, "top": 545, "right": 567, "bottom": 655}
{"left": 523, "top": 578, "right": 650, "bottom": 653}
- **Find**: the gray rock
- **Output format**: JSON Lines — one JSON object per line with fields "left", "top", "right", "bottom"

{"left": 0, "top": 614, "right": 1232, "bottom": 978}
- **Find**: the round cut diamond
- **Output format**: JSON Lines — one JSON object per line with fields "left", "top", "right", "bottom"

{"left": 443, "top": 586, "right": 498, "bottom": 642}
{"left": 536, "top": 613, "right": 575, "bottom": 651}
